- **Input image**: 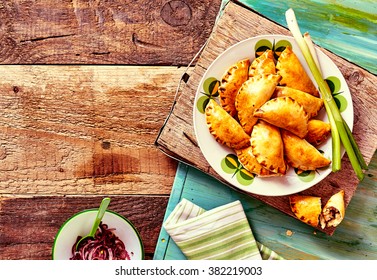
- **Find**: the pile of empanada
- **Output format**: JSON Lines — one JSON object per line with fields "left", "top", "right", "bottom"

{"left": 289, "top": 190, "right": 345, "bottom": 228}
{"left": 205, "top": 46, "right": 331, "bottom": 177}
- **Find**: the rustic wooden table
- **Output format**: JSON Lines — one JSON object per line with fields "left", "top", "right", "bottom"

{"left": 0, "top": 0, "right": 376, "bottom": 260}
{"left": 0, "top": 0, "right": 223, "bottom": 260}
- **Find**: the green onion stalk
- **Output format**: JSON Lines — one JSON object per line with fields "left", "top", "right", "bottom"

{"left": 285, "top": 8, "right": 367, "bottom": 181}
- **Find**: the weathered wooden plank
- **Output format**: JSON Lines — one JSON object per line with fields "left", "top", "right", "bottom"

{"left": 0, "top": 195, "right": 169, "bottom": 260}
{"left": 155, "top": 1, "right": 377, "bottom": 234}
{"left": 0, "top": 65, "right": 182, "bottom": 195}
{"left": 0, "top": 0, "right": 222, "bottom": 65}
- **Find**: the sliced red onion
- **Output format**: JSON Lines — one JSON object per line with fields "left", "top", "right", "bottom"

{"left": 70, "top": 222, "right": 131, "bottom": 260}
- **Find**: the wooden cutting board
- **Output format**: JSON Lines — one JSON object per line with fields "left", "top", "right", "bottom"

{"left": 155, "top": 0, "right": 377, "bottom": 235}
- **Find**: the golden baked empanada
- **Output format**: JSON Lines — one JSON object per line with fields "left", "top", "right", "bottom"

{"left": 253, "top": 96, "right": 309, "bottom": 138}
{"left": 281, "top": 129, "right": 331, "bottom": 170}
{"left": 250, "top": 120, "right": 286, "bottom": 175}
{"left": 235, "top": 146, "right": 278, "bottom": 177}
{"left": 274, "top": 86, "right": 323, "bottom": 118}
{"left": 249, "top": 50, "right": 276, "bottom": 77}
{"left": 235, "top": 74, "right": 281, "bottom": 135}
{"left": 320, "top": 190, "right": 345, "bottom": 229}
{"left": 218, "top": 59, "right": 250, "bottom": 117}
{"left": 205, "top": 99, "right": 250, "bottom": 149}
{"left": 289, "top": 195, "right": 322, "bottom": 227}
{"left": 305, "top": 119, "right": 331, "bottom": 146}
{"left": 276, "top": 46, "right": 319, "bottom": 97}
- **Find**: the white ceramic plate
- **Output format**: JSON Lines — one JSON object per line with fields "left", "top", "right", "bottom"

{"left": 193, "top": 35, "right": 353, "bottom": 196}
{"left": 52, "top": 210, "right": 144, "bottom": 260}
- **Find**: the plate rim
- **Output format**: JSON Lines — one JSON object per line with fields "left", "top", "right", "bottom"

{"left": 193, "top": 34, "right": 353, "bottom": 196}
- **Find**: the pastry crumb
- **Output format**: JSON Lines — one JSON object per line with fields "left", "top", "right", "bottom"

{"left": 286, "top": 229, "right": 293, "bottom": 236}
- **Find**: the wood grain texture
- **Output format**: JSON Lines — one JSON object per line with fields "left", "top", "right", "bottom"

{"left": 0, "top": 0, "right": 225, "bottom": 260}
{"left": 0, "top": 195, "right": 169, "bottom": 260}
{"left": 155, "top": 1, "right": 377, "bottom": 234}
{"left": 0, "top": 66, "right": 182, "bottom": 195}
{"left": 0, "top": 0, "right": 222, "bottom": 65}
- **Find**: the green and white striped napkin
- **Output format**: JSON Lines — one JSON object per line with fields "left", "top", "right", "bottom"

{"left": 164, "top": 199, "right": 284, "bottom": 260}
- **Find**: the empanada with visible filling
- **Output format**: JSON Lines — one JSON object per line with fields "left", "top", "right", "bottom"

{"left": 281, "top": 129, "right": 331, "bottom": 170}
{"left": 289, "top": 195, "right": 322, "bottom": 227}
{"left": 235, "top": 74, "right": 281, "bottom": 135}
{"left": 249, "top": 50, "right": 276, "bottom": 77}
{"left": 205, "top": 99, "right": 250, "bottom": 149}
{"left": 305, "top": 119, "right": 331, "bottom": 146}
{"left": 250, "top": 120, "right": 286, "bottom": 175}
{"left": 253, "top": 96, "right": 309, "bottom": 138}
{"left": 276, "top": 46, "right": 319, "bottom": 97}
{"left": 274, "top": 86, "right": 323, "bottom": 118}
{"left": 320, "top": 190, "right": 345, "bottom": 229}
{"left": 235, "top": 146, "right": 278, "bottom": 177}
{"left": 218, "top": 59, "right": 250, "bottom": 117}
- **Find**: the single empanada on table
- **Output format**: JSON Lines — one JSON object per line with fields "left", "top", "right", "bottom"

{"left": 276, "top": 46, "right": 319, "bottom": 97}
{"left": 281, "top": 129, "right": 331, "bottom": 170}
{"left": 320, "top": 190, "right": 345, "bottom": 229}
{"left": 305, "top": 119, "right": 331, "bottom": 146}
{"left": 235, "top": 146, "right": 278, "bottom": 177}
{"left": 289, "top": 195, "right": 322, "bottom": 227}
{"left": 235, "top": 74, "right": 281, "bottom": 135}
{"left": 249, "top": 49, "right": 276, "bottom": 77}
{"left": 250, "top": 120, "right": 286, "bottom": 175}
{"left": 218, "top": 59, "right": 250, "bottom": 117}
{"left": 274, "top": 86, "right": 323, "bottom": 118}
{"left": 205, "top": 99, "right": 250, "bottom": 149}
{"left": 253, "top": 96, "right": 309, "bottom": 138}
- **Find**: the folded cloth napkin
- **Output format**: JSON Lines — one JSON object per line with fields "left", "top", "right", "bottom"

{"left": 164, "top": 198, "right": 283, "bottom": 260}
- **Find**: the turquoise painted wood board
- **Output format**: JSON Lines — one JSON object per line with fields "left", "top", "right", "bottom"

{"left": 154, "top": 0, "right": 376, "bottom": 260}
{"left": 154, "top": 151, "right": 377, "bottom": 260}
{"left": 240, "top": 0, "right": 377, "bottom": 75}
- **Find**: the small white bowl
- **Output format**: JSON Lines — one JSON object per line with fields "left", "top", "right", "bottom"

{"left": 52, "top": 209, "right": 144, "bottom": 260}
